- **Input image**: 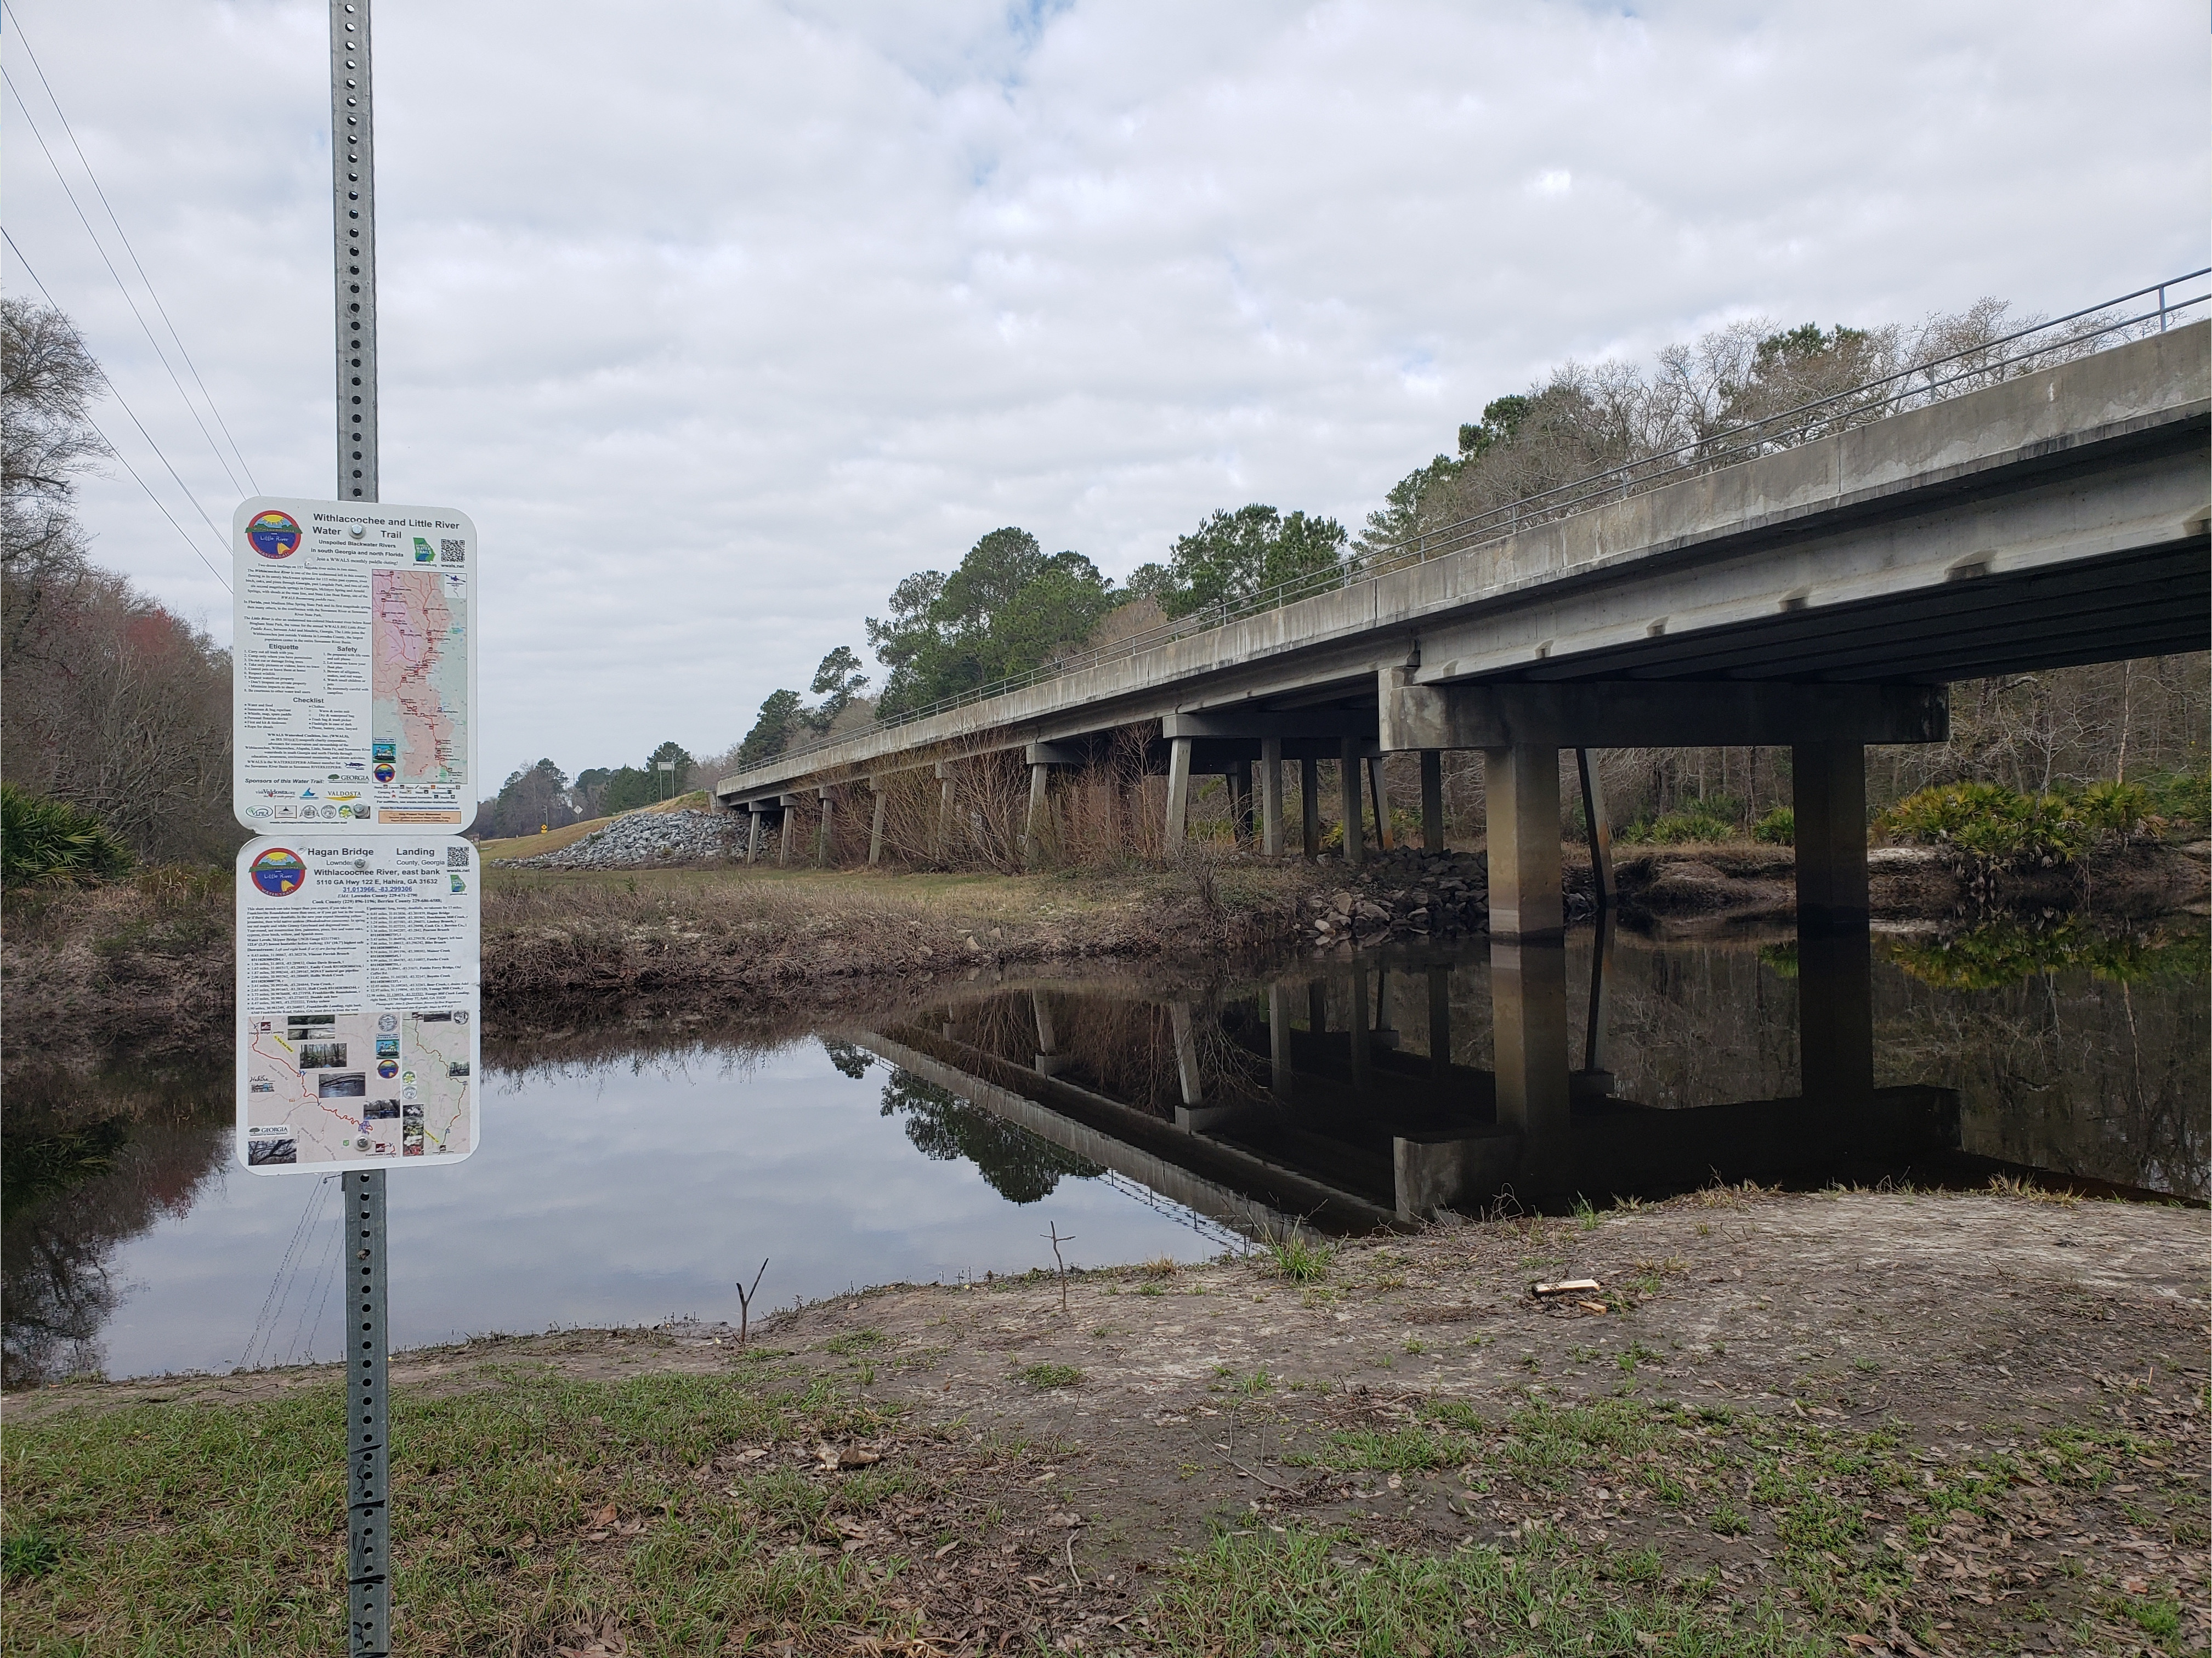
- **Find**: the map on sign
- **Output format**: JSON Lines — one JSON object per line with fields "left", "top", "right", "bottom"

{"left": 231, "top": 497, "right": 477, "bottom": 832}
{"left": 235, "top": 834, "right": 480, "bottom": 1175}
{"left": 242, "top": 1008, "right": 474, "bottom": 1167}
{"left": 372, "top": 568, "right": 467, "bottom": 785}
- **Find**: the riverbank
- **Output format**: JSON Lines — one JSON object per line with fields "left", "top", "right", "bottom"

{"left": 6, "top": 1186, "right": 2203, "bottom": 1654}
{"left": 5, "top": 842, "right": 2202, "bottom": 1086}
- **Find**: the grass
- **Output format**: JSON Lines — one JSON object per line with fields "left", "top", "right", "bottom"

{"left": 2, "top": 1367, "right": 912, "bottom": 1654}
{"left": 1263, "top": 1228, "right": 1335, "bottom": 1284}
{"left": 1017, "top": 1363, "right": 1083, "bottom": 1389}
{"left": 1151, "top": 1524, "right": 1818, "bottom": 1658}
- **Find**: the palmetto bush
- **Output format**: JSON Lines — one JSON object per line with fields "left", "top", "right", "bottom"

{"left": 1, "top": 783, "right": 132, "bottom": 886}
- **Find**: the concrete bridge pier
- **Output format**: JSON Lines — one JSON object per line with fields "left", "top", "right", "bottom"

{"left": 815, "top": 786, "right": 835, "bottom": 867}
{"left": 1300, "top": 758, "right": 1320, "bottom": 856}
{"left": 1420, "top": 752, "right": 1445, "bottom": 851}
{"left": 778, "top": 795, "right": 798, "bottom": 866}
{"left": 1164, "top": 736, "right": 1194, "bottom": 851}
{"left": 1338, "top": 737, "right": 1364, "bottom": 865}
{"left": 1482, "top": 744, "right": 1573, "bottom": 1192}
{"left": 1260, "top": 738, "right": 1286, "bottom": 855}
{"left": 1793, "top": 742, "right": 1875, "bottom": 1105}
{"left": 933, "top": 763, "right": 955, "bottom": 861}
{"left": 867, "top": 780, "right": 888, "bottom": 866}
{"left": 744, "top": 809, "right": 765, "bottom": 865}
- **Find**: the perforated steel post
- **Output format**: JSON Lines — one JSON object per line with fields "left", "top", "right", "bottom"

{"left": 333, "top": 0, "right": 378, "bottom": 502}
{"left": 333, "top": 4, "right": 389, "bottom": 1652}
{"left": 344, "top": 1170, "right": 391, "bottom": 1654}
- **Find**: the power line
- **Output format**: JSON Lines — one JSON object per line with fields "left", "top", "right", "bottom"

{"left": 2, "top": 225, "right": 232, "bottom": 593}
{"left": 1, "top": 2, "right": 262, "bottom": 494}
{"left": 1, "top": 63, "right": 254, "bottom": 512}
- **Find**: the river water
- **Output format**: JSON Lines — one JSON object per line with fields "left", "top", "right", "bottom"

{"left": 5, "top": 915, "right": 2203, "bottom": 1387}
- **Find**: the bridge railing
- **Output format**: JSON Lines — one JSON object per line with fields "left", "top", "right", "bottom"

{"left": 734, "top": 271, "right": 2209, "bottom": 787}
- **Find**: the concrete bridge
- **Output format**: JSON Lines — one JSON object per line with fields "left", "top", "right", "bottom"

{"left": 723, "top": 319, "right": 2207, "bottom": 1196}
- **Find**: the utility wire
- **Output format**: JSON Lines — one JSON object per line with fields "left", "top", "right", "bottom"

{"left": 2, "top": 64, "right": 253, "bottom": 513}
{"left": 2, "top": 3, "right": 261, "bottom": 494}
{"left": 3, "top": 226, "right": 232, "bottom": 592}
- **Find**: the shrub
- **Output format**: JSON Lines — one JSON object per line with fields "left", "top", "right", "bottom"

{"left": 1751, "top": 806, "right": 1795, "bottom": 845}
{"left": 1877, "top": 781, "right": 2086, "bottom": 869}
{"left": 1617, "top": 807, "right": 1738, "bottom": 845}
{"left": 1, "top": 784, "right": 132, "bottom": 887}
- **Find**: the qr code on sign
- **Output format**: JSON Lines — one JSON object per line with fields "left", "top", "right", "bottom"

{"left": 439, "top": 538, "right": 467, "bottom": 562}
{"left": 447, "top": 847, "right": 470, "bottom": 868}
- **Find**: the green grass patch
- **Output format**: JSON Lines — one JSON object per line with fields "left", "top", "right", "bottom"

{"left": 2, "top": 1368, "right": 910, "bottom": 1653}
{"left": 1150, "top": 1525, "right": 1820, "bottom": 1658}
{"left": 1017, "top": 1362, "right": 1082, "bottom": 1389}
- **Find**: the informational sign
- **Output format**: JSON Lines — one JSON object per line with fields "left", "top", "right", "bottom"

{"left": 235, "top": 833, "right": 481, "bottom": 1175}
{"left": 232, "top": 496, "right": 477, "bottom": 832}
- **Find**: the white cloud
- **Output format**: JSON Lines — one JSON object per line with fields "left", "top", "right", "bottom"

{"left": 4, "top": 0, "right": 2204, "bottom": 785}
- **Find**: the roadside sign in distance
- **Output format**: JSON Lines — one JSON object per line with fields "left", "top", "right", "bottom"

{"left": 232, "top": 497, "right": 478, "bottom": 833}
{"left": 235, "top": 834, "right": 481, "bottom": 1175}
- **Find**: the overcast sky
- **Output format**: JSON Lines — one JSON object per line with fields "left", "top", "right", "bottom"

{"left": 4, "top": 0, "right": 2204, "bottom": 786}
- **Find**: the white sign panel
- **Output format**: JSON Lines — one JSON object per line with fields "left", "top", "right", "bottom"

{"left": 232, "top": 496, "right": 477, "bottom": 832}
{"left": 236, "top": 834, "right": 481, "bottom": 1175}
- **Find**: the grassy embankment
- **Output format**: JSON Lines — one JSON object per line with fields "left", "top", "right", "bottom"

{"left": 4, "top": 1189, "right": 2203, "bottom": 1654}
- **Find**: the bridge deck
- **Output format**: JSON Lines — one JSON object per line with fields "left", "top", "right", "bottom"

{"left": 721, "top": 322, "right": 2207, "bottom": 807}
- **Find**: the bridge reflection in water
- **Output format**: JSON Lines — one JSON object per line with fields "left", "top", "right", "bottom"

{"left": 855, "top": 916, "right": 1961, "bottom": 1237}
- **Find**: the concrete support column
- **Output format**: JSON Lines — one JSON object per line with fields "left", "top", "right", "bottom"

{"left": 1576, "top": 749, "right": 1615, "bottom": 908}
{"left": 778, "top": 805, "right": 795, "bottom": 866}
{"left": 935, "top": 765, "right": 954, "bottom": 860}
{"left": 866, "top": 786, "right": 888, "bottom": 867}
{"left": 1483, "top": 743, "right": 1569, "bottom": 1190}
{"left": 1033, "top": 990, "right": 1070, "bottom": 1076}
{"left": 1169, "top": 1002, "right": 1204, "bottom": 1106}
{"left": 1337, "top": 739, "right": 1364, "bottom": 865}
{"left": 815, "top": 787, "right": 833, "bottom": 867}
{"left": 1482, "top": 745, "right": 1562, "bottom": 941}
{"left": 745, "top": 811, "right": 763, "bottom": 865}
{"left": 1228, "top": 761, "right": 1252, "bottom": 847}
{"left": 1427, "top": 966, "right": 1453, "bottom": 1078}
{"left": 1366, "top": 757, "right": 1394, "bottom": 850}
{"left": 1420, "top": 750, "right": 1445, "bottom": 851}
{"left": 1260, "top": 739, "right": 1285, "bottom": 855}
{"left": 1793, "top": 742, "right": 1874, "bottom": 1104}
{"left": 1024, "top": 762, "right": 1050, "bottom": 868}
{"left": 1578, "top": 906, "right": 1617, "bottom": 1094}
{"left": 1346, "top": 966, "right": 1371, "bottom": 1091}
{"left": 1267, "top": 982, "right": 1294, "bottom": 1095}
{"left": 1164, "top": 736, "right": 1193, "bottom": 853}
{"left": 1491, "top": 937, "right": 1570, "bottom": 1190}
{"left": 1300, "top": 759, "right": 1320, "bottom": 858}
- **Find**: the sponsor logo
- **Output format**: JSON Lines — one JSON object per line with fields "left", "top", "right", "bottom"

{"left": 245, "top": 509, "right": 302, "bottom": 559}
{"left": 247, "top": 805, "right": 273, "bottom": 818}
{"left": 249, "top": 847, "right": 306, "bottom": 896}
{"left": 377, "top": 1058, "right": 400, "bottom": 1079}
{"left": 413, "top": 536, "right": 437, "bottom": 562}
{"left": 373, "top": 762, "right": 396, "bottom": 783}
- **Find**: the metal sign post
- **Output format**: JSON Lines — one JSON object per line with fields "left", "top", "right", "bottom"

{"left": 333, "top": 5, "right": 387, "bottom": 1652}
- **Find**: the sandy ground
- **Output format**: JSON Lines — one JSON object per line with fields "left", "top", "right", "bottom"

{"left": 12, "top": 1188, "right": 2207, "bottom": 1655}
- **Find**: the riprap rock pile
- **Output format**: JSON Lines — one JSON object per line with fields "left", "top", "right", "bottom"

{"left": 497, "top": 808, "right": 739, "bottom": 870}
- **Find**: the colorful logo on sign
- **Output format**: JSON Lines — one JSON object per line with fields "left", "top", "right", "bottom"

{"left": 246, "top": 509, "right": 302, "bottom": 559}
{"left": 249, "top": 847, "right": 306, "bottom": 896}
{"left": 413, "top": 537, "right": 437, "bottom": 562}
{"left": 373, "top": 762, "right": 396, "bottom": 783}
{"left": 377, "top": 1058, "right": 400, "bottom": 1079}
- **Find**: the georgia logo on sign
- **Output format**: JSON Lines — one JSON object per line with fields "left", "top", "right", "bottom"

{"left": 245, "top": 509, "right": 303, "bottom": 559}
{"left": 249, "top": 847, "right": 307, "bottom": 896}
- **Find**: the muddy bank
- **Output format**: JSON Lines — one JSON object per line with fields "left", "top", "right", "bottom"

{"left": 7, "top": 842, "right": 2202, "bottom": 1089}
{"left": 9, "top": 1188, "right": 2205, "bottom": 1655}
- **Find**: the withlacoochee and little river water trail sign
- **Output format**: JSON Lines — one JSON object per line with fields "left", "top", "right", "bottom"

{"left": 232, "top": 497, "right": 483, "bottom": 1179}
{"left": 235, "top": 834, "right": 482, "bottom": 1177}
{"left": 232, "top": 496, "right": 478, "bottom": 834}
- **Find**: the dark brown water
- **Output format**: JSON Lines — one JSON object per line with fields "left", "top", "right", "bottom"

{"left": 5, "top": 913, "right": 2202, "bottom": 1386}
